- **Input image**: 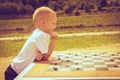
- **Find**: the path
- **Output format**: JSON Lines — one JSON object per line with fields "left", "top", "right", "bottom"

{"left": 0, "top": 31, "right": 120, "bottom": 41}
{"left": 0, "top": 31, "right": 120, "bottom": 80}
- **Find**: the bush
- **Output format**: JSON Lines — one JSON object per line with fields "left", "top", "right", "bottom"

{"left": 0, "top": 3, "right": 5, "bottom": 14}
{"left": 4, "top": 2, "right": 18, "bottom": 15}
{"left": 74, "top": 10, "right": 80, "bottom": 16}
{"left": 64, "top": 5, "right": 75, "bottom": 15}
{"left": 24, "top": 5, "right": 34, "bottom": 14}
{"left": 84, "top": 5, "right": 91, "bottom": 13}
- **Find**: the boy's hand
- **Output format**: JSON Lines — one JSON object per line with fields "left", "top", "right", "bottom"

{"left": 50, "top": 31, "right": 59, "bottom": 40}
{"left": 35, "top": 50, "right": 43, "bottom": 61}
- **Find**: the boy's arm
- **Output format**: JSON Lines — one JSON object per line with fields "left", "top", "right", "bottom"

{"left": 42, "top": 32, "right": 59, "bottom": 60}
{"left": 35, "top": 50, "right": 43, "bottom": 61}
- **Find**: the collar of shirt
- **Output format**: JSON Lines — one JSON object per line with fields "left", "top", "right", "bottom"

{"left": 35, "top": 28, "right": 50, "bottom": 38}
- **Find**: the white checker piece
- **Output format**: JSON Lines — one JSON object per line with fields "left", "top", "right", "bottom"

{"left": 48, "top": 51, "right": 120, "bottom": 71}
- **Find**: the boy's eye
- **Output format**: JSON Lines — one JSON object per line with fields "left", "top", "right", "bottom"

{"left": 52, "top": 23, "right": 56, "bottom": 25}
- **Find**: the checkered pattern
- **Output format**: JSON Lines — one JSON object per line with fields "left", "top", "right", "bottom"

{"left": 48, "top": 52, "right": 120, "bottom": 71}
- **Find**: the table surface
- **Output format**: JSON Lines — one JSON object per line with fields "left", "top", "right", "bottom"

{"left": 14, "top": 50, "right": 120, "bottom": 80}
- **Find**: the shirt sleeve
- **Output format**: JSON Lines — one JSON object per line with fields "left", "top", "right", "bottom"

{"left": 34, "top": 34, "right": 49, "bottom": 54}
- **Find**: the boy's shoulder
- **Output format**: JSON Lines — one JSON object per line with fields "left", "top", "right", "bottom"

{"left": 31, "top": 29, "right": 50, "bottom": 39}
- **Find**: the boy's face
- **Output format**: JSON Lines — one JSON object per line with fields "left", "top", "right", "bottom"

{"left": 44, "top": 14, "right": 57, "bottom": 33}
{"left": 36, "top": 13, "right": 57, "bottom": 34}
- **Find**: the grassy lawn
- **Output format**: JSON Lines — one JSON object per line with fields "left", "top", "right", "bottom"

{"left": 0, "top": 12, "right": 120, "bottom": 28}
{"left": 57, "top": 12, "right": 120, "bottom": 27}
{"left": 0, "top": 33, "right": 30, "bottom": 38}
{"left": 0, "top": 12, "right": 120, "bottom": 56}
{"left": 0, "top": 26, "right": 120, "bottom": 38}
{"left": 0, "top": 12, "right": 120, "bottom": 80}
{"left": 0, "top": 34, "right": 120, "bottom": 57}
{"left": 55, "top": 33, "right": 120, "bottom": 50}
{"left": 0, "top": 39, "right": 25, "bottom": 57}
{"left": 0, "top": 12, "right": 120, "bottom": 37}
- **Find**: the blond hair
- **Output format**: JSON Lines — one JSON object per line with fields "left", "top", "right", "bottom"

{"left": 33, "top": 7, "right": 56, "bottom": 23}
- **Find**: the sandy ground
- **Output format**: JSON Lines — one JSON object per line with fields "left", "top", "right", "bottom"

{"left": 0, "top": 43, "right": 120, "bottom": 80}
{"left": 1, "top": 31, "right": 120, "bottom": 41}
{"left": 83, "top": 43, "right": 120, "bottom": 52}
{"left": 0, "top": 56, "right": 15, "bottom": 80}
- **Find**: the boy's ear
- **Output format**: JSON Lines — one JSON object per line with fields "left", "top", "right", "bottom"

{"left": 40, "top": 20, "right": 45, "bottom": 25}
{"left": 42, "top": 20, "right": 45, "bottom": 25}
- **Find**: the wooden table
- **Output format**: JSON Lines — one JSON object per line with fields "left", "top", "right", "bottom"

{"left": 14, "top": 50, "right": 120, "bottom": 80}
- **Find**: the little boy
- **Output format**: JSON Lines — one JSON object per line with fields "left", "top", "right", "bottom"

{"left": 4, "top": 7, "right": 59, "bottom": 80}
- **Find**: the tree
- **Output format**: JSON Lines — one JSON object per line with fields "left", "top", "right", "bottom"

{"left": 24, "top": 5, "right": 34, "bottom": 14}
{"left": 28, "top": 0, "right": 40, "bottom": 9}
{"left": 97, "top": 0, "right": 107, "bottom": 11}
{"left": 39, "top": 0, "right": 49, "bottom": 6}
{"left": 100, "top": 0, "right": 107, "bottom": 7}
{"left": 82, "top": 0, "right": 92, "bottom": 13}
{"left": 0, "top": 0, "right": 4, "bottom": 3}
{"left": 0, "top": 3, "right": 5, "bottom": 14}
{"left": 22, "top": 0, "right": 29, "bottom": 5}
{"left": 84, "top": 5, "right": 91, "bottom": 13}
{"left": 74, "top": 9, "right": 80, "bottom": 16}
{"left": 64, "top": 5, "right": 75, "bottom": 14}
{"left": 4, "top": 2, "right": 18, "bottom": 15}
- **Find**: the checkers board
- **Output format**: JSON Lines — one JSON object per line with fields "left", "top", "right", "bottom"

{"left": 14, "top": 50, "right": 120, "bottom": 80}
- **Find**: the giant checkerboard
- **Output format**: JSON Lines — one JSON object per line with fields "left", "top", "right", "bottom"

{"left": 15, "top": 50, "right": 120, "bottom": 80}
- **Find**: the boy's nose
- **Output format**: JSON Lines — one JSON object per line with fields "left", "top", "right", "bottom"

{"left": 54, "top": 26, "right": 56, "bottom": 29}
{"left": 53, "top": 26, "right": 56, "bottom": 30}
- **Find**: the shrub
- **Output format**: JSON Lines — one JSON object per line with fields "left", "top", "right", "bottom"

{"left": 84, "top": 5, "right": 91, "bottom": 13}
{"left": 74, "top": 10, "right": 80, "bottom": 16}
{"left": 0, "top": 3, "right": 5, "bottom": 14}
{"left": 4, "top": 2, "right": 18, "bottom": 15}
{"left": 64, "top": 5, "right": 75, "bottom": 15}
{"left": 24, "top": 5, "right": 34, "bottom": 14}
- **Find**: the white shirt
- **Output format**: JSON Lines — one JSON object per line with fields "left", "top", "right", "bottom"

{"left": 11, "top": 28, "right": 50, "bottom": 74}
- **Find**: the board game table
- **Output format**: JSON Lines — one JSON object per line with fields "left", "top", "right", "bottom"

{"left": 14, "top": 50, "right": 120, "bottom": 80}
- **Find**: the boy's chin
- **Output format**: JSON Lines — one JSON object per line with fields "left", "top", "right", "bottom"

{"left": 45, "top": 29, "right": 54, "bottom": 34}
{"left": 45, "top": 31, "right": 52, "bottom": 34}
{"left": 48, "top": 30, "right": 53, "bottom": 34}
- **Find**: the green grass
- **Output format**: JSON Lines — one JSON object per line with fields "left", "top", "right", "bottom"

{"left": 0, "top": 33, "right": 31, "bottom": 38}
{"left": 0, "top": 12, "right": 120, "bottom": 38}
{"left": 0, "top": 12, "right": 120, "bottom": 34}
{"left": 0, "top": 12, "right": 120, "bottom": 57}
{"left": 0, "top": 26, "right": 120, "bottom": 38}
{"left": 0, "top": 34, "right": 120, "bottom": 57}
{"left": 0, "top": 19, "right": 33, "bottom": 30}
{"left": 55, "top": 34, "right": 120, "bottom": 50}
{"left": 56, "top": 26, "right": 120, "bottom": 34}
{"left": 0, "top": 39, "right": 26, "bottom": 57}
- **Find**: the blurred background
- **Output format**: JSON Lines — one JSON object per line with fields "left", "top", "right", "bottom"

{"left": 0, "top": 0, "right": 120, "bottom": 80}
{"left": 0, "top": 0, "right": 120, "bottom": 34}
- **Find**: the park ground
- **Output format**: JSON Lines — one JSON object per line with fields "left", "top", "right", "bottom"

{"left": 0, "top": 12, "right": 120, "bottom": 80}
{"left": 0, "top": 42, "right": 120, "bottom": 80}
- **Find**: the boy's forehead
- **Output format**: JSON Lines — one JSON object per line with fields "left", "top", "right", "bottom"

{"left": 33, "top": 7, "right": 56, "bottom": 22}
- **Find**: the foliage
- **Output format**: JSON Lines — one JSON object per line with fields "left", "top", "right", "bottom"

{"left": 24, "top": 5, "right": 34, "bottom": 14}
{"left": 0, "top": 2, "right": 18, "bottom": 15}
{"left": 0, "top": 0, "right": 120, "bottom": 16}
{"left": 0, "top": 34, "right": 120, "bottom": 57}
{"left": 0, "top": 12, "right": 120, "bottom": 33}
